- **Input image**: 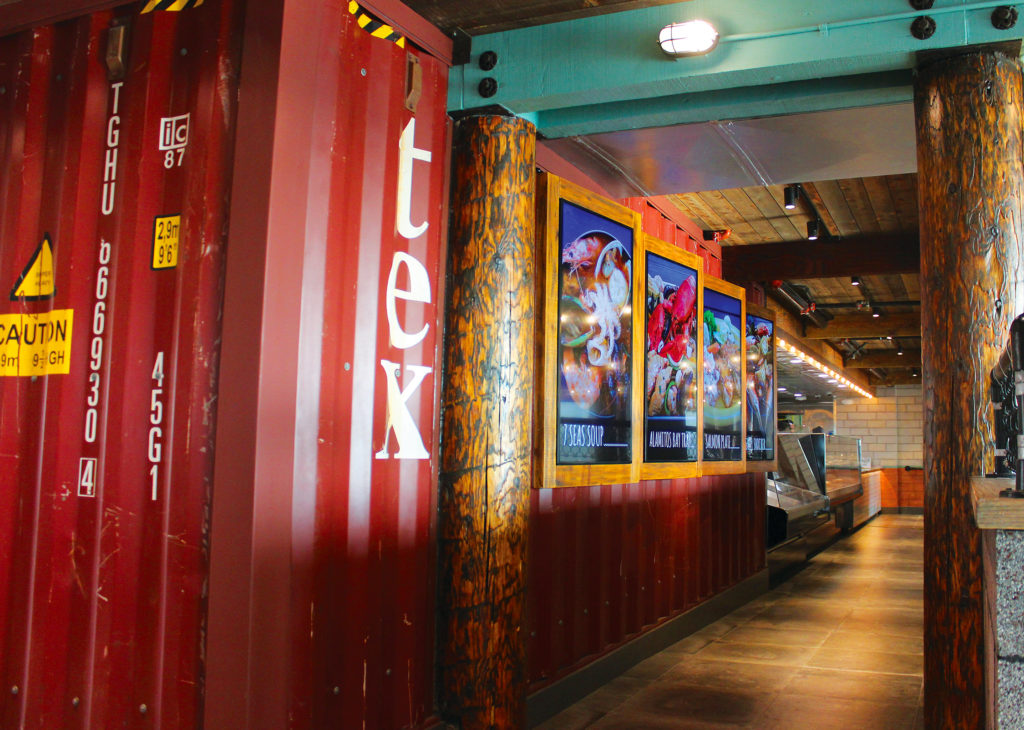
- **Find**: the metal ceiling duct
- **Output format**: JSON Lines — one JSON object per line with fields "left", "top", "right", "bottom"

{"left": 773, "top": 281, "right": 830, "bottom": 328}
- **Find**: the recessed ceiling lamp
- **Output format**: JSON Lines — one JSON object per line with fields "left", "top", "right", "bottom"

{"left": 851, "top": 276, "right": 861, "bottom": 286}
{"left": 784, "top": 185, "right": 799, "bottom": 210}
{"left": 807, "top": 219, "right": 820, "bottom": 241}
{"left": 659, "top": 20, "right": 719, "bottom": 56}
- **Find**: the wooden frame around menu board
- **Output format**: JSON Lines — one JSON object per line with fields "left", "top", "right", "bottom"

{"left": 745, "top": 303, "right": 778, "bottom": 472}
{"left": 699, "top": 275, "right": 746, "bottom": 476}
{"left": 639, "top": 234, "right": 704, "bottom": 480}
{"left": 535, "top": 173, "right": 643, "bottom": 489}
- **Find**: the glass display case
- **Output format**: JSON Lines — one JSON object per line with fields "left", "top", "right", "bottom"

{"left": 823, "top": 435, "right": 863, "bottom": 504}
{"left": 765, "top": 477, "right": 830, "bottom": 550}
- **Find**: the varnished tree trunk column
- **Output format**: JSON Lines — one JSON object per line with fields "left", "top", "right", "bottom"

{"left": 915, "top": 49, "right": 1024, "bottom": 728}
{"left": 438, "top": 114, "right": 536, "bottom": 728}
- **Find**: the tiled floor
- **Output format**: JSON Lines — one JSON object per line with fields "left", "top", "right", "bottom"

{"left": 539, "top": 514, "right": 924, "bottom": 729}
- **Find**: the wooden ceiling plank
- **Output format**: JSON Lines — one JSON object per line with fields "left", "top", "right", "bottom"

{"left": 801, "top": 183, "right": 842, "bottom": 238}
{"left": 722, "top": 232, "right": 920, "bottom": 281}
{"left": 720, "top": 188, "right": 784, "bottom": 242}
{"left": 887, "top": 174, "right": 920, "bottom": 230}
{"left": 810, "top": 179, "right": 861, "bottom": 237}
{"left": 837, "top": 178, "right": 882, "bottom": 234}
{"left": 805, "top": 312, "right": 920, "bottom": 339}
{"left": 406, "top": 0, "right": 685, "bottom": 35}
{"left": 676, "top": 193, "right": 730, "bottom": 233}
{"left": 882, "top": 273, "right": 910, "bottom": 299}
{"left": 791, "top": 278, "right": 843, "bottom": 304}
{"left": 665, "top": 194, "right": 713, "bottom": 231}
{"left": 847, "top": 349, "right": 922, "bottom": 368}
{"left": 862, "top": 175, "right": 902, "bottom": 232}
{"left": 743, "top": 186, "right": 802, "bottom": 241}
{"left": 901, "top": 272, "right": 922, "bottom": 298}
{"left": 862, "top": 274, "right": 895, "bottom": 301}
{"left": 868, "top": 371, "right": 923, "bottom": 386}
{"left": 699, "top": 189, "right": 759, "bottom": 243}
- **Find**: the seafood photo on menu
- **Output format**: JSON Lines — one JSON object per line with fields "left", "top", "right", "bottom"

{"left": 745, "top": 314, "right": 775, "bottom": 460}
{"left": 643, "top": 253, "right": 698, "bottom": 461}
{"left": 702, "top": 289, "right": 743, "bottom": 460}
{"left": 556, "top": 201, "right": 633, "bottom": 465}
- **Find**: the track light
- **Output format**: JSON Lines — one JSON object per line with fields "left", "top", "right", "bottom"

{"left": 784, "top": 185, "right": 799, "bottom": 210}
{"left": 851, "top": 276, "right": 861, "bottom": 287}
{"left": 807, "top": 219, "right": 820, "bottom": 241}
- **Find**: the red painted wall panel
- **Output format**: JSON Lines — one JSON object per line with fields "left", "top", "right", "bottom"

{"left": 0, "top": 3, "right": 240, "bottom": 728}
{"left": 526, "top": 472, "right": 766, "bottom": 688}
{"left": 308, "top": 8, "right": 449, "bottom": 729}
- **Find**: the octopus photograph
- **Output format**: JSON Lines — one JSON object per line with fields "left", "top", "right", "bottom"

{"left": 555, "top": 201, "right": 634, "bottom": 464}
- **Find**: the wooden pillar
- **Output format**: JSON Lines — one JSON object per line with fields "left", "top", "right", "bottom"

{"left": 438, "top": 114, "right": 536, "bottom": 728}
{"left": 915, "top": 48, "right": 1024, "bottom": 728}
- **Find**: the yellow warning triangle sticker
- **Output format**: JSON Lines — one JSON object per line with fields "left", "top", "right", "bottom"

{"left": 10, "top": 234, "right": 56, "bottom": 301}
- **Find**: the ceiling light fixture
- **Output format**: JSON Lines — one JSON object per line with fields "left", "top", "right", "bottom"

{"left": 851, "top": 276, "right": 861, "bottom": 287}
{"left": 807, "top": 219, "right": 820, "bottom": 241}
{"left": 659, "top": 20, "right": 719, "bottom": 56}
{"left": 778, "top": 337, "right": 873, "bottom": 398}
{"left": 784, "top": 184, "right": 799, "bottom": 210}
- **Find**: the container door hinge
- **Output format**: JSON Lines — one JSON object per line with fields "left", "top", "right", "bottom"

{"left": 404, "top": 52, "right": 422, "bottom": 113}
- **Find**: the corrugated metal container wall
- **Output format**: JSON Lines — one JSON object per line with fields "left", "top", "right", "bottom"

{"left": 527, "top": 472, "right": 766, "bottom": 687}
{"left": 308, "top": 8, "right": 449, "bottom": 728}
{"left": 0, "top": 3, "right": 240, "bottom": 727}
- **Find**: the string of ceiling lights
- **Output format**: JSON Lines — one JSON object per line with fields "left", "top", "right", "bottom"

{"left": 778, "top": 337, "right": 874, "bottom": 399}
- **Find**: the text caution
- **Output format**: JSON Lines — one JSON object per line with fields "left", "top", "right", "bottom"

{"left": 0, "top": 309, "right": 73, "bottom": 376}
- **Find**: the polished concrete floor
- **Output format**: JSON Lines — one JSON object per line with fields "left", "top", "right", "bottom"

{"left": 539, "top": 514, "right": 924, "bottom": 729}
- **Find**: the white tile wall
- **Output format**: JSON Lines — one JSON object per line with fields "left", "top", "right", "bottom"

{"left": 835, "top": 384, "right": 923, "bottom": 468}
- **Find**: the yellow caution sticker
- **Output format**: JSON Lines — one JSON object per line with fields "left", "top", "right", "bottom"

{"left": 0, "top": 309, "right": 73, "bottom": 376}
{"left": 348, "top": 1, "right": 406, "bottom": 47}
{"left": 152, "top": 215, "right": 180, "bottom": 270}
{"left": 10, "top": 234, "right": 56, "bottom": 301}
{"left": 141, "top": 0, "right": 205, "bottom": 13}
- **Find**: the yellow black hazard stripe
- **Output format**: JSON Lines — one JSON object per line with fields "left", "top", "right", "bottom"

{"left": 141, "top": 0, "right": 204, "bottom": 12}
{"left": 348, "top": 1, "right": 405, "bottom": 48}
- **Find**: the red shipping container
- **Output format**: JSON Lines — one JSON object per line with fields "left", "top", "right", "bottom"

{"left": 0, "top": 3, "right": 241, "bottom": 727}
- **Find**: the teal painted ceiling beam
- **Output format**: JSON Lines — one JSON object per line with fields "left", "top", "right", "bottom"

{"left": 449, "top": 0, "right": 1024, "bottom": 137}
